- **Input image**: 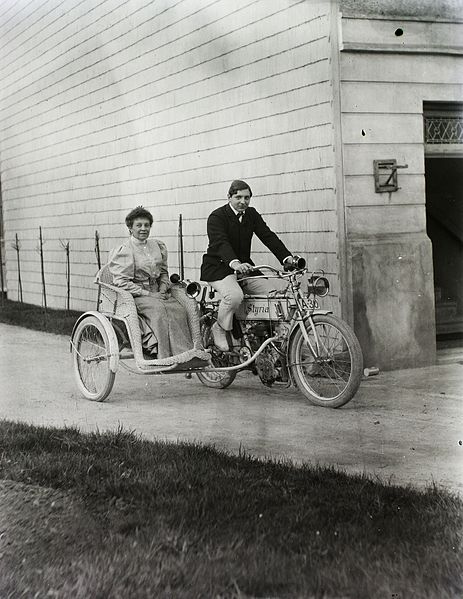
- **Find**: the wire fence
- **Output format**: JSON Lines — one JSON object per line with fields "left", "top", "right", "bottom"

{"left": 1, "top": 215, "right": 333, "bottom": 313}
{"left": 2, "top": 216, "right": 185, "bottom": 312}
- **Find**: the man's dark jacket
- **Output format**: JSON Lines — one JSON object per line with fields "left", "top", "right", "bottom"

{"left": 200, "top": 203, "right": 291, "bottom": 282}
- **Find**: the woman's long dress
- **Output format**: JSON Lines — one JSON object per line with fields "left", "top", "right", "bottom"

{"left": 108, "top": 236, "right": 195, "bottom": 359}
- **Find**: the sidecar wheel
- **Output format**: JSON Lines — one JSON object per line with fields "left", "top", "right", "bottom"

{"left": 196, "top": 322, "right": 236, "bottom": 389}
{"left": 72, "top": 316, "right": 116, "bottom": 402}
{"left": 289, "top": 314, "right": 363, "bottom": 408}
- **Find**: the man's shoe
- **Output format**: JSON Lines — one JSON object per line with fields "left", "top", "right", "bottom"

{"left": 211, "top": 322, "right": 230, "bottom": 351}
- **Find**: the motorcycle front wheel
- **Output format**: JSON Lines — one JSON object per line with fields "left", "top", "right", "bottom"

{"left": 196, "top": 321, "right": 237, "bottom": 389}
{"left": 288, "top": 314, "right": 363, "bottom": 408}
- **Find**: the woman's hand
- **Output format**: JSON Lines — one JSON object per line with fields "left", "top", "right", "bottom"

{"left": 149, "top": 291, "right": 169, "bottom": 300}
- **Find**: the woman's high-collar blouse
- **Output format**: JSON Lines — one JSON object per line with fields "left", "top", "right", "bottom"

{"left": 109, "top": 236, "right": 169, "bottom": 296}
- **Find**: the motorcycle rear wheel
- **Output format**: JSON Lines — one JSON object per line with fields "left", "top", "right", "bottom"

{"left": 196, "top": 322, "right": 237, "bottom": 389}
{"left": 289, "top": 314, "right": 363, "bottom": 408}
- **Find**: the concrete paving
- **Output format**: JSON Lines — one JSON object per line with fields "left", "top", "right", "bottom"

{"left": 1, "top": 322, "right": 462, "bottom": 495}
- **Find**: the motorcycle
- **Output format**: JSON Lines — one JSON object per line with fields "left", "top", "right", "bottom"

{"left": 70, "top": 257, "right": 363, "bottom": 408}
{"left": 193, "top": 256, "right": 363, "bottom": 408}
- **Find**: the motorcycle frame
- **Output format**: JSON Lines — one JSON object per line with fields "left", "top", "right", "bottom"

{"left": 197, "top": 265, "right": 332, "bottom": 374}
{"left": 70, "top": 265, "right": 331, "bottom": 377}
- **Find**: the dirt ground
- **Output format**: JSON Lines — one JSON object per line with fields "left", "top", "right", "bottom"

{"left": 1, "top": 322, "right": 462, "bottom": 496}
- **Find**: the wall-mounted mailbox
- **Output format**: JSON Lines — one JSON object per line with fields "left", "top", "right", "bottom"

{"left": 373, "top": 159, "right": 408, "bottom": 193}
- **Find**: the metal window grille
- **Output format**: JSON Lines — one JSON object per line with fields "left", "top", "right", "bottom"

{"left": 424, "top": 116, "right": 463, "bottom": 144}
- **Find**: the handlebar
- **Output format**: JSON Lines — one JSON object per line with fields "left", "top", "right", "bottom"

{"left": 238, "top": 265, "right": 330, "bottom": 297}
{"left": 249, "top": 265, "right": 285, "bottom": 274}
{"left": 237, "top": 264, "right": 306, "bottom": 282}
{"left": 235, "top": 255, "right": 306, "bottom": 278}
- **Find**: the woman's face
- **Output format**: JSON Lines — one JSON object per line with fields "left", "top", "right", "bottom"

{"left": 130, "top": 217, "right": 152, "bottom": 241}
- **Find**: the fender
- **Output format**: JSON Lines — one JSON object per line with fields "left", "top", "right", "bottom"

{"left": 70, "top": 311, "right": 119, "bottom": 373}
{"left": 287, "top": 310, "right": 333, "bottom": 349}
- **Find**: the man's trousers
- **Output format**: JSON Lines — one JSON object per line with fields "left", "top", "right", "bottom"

{"left": 209, "top": 273, "right": 288, "bottom": 331}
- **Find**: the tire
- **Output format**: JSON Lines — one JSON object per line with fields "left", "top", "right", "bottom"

{"left": 288, "top": 314, "right": 363, "bottom": 408}
{"left": 72, "top": 316, "right": 116, "bottom": 402}
{"left": 196, "top": 321, "right": 236, "bottom": 389}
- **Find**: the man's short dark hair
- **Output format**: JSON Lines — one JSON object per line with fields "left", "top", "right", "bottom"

{"left": 228, "top": 179, "right": 252, "bottom": 198}
{"left": 125, "top": 206, "right": 153, "bottom": 229}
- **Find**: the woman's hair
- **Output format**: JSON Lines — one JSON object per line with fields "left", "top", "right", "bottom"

{"left": 228, "top": 179, "right": 252, "bottom": 198}
{"left": 125, "top": 206, "right": 153, "bottom": 229}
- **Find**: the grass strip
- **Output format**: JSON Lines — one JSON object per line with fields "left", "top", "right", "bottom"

{"left": 0, "top": 298, "right": 82, "bottom": 336}
{"left": 0, "top": 420, "right": 462, "bottom": 599}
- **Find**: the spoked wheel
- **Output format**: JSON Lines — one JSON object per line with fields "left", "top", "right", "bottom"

{"left": 289, "top": 314, "right": 363, "bottom": 408}
{"left": 196, "top": 321, "right": 236, "bottom": 389}
{"left": 72, "top": 316, "right": 116, "bottom": 401}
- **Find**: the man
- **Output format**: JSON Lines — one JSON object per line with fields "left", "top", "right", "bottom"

{"left": 200, "top": 179, "right": 294, "bottom": 351}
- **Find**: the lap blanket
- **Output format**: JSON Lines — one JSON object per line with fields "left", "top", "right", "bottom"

{"left": 134, "top": 287, "right": 210, "bottom": 367}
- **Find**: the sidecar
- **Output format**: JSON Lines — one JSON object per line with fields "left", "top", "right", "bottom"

{"left": 70, "top": 265, "right": 210, "bottom": 402}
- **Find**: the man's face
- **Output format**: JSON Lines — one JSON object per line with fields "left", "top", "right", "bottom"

{"left": 229, "top": 189, "right": 251, "bottom": 213}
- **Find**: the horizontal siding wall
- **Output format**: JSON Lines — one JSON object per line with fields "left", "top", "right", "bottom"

{"left": 0, "top": 0, "right": 337, "bottom": 311}
{"left": 339, "top": 16, "right": 463, "bottom": 237}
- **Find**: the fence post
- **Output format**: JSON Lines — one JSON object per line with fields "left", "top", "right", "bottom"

{"left": 178, "top": 214, "right": 184, "bottom": 280}
{"left": 60, "top": 239, "right": 71, "bottom": 312}
{"left": 0, "top": 229, "right": 4, "bottom": 304}
{"left": 95, "top": 230, "right": 102, "bottom": 310}
{"left": 94, "top": 230, "right": 101, "bottom": 270}
{"left": 38, "top": 226, "right": 47, "bottom": 310}
{"left": 12, "top": 233, "right": 23, "bottom": 303}
{"left": 0, "top": 177, "right": 4, "bottom": 303}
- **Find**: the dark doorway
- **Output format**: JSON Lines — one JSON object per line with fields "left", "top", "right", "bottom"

{"left": 425, "top": 156, "right": 463, "bottom": 347}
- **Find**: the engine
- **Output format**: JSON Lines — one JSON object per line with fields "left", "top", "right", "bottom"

{"left": 241, "top": 321, "right": 288, "bottom": 386}
{"left": 242, "top": 321, "right": 272, "bottom": 351}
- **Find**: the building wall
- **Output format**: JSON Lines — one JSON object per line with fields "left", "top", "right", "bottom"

{"left": 0, "top": 0, "right": 338, "bottom": 312}
{"left": 341, "top": 0, "right": 463, "bottom": 21}
{"left": 338, "top": 12, "right": 463, "bottom": 368}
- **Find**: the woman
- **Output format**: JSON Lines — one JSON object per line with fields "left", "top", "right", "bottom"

{"left": 108, "top": 206, "right": 207, "bottom": 362}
